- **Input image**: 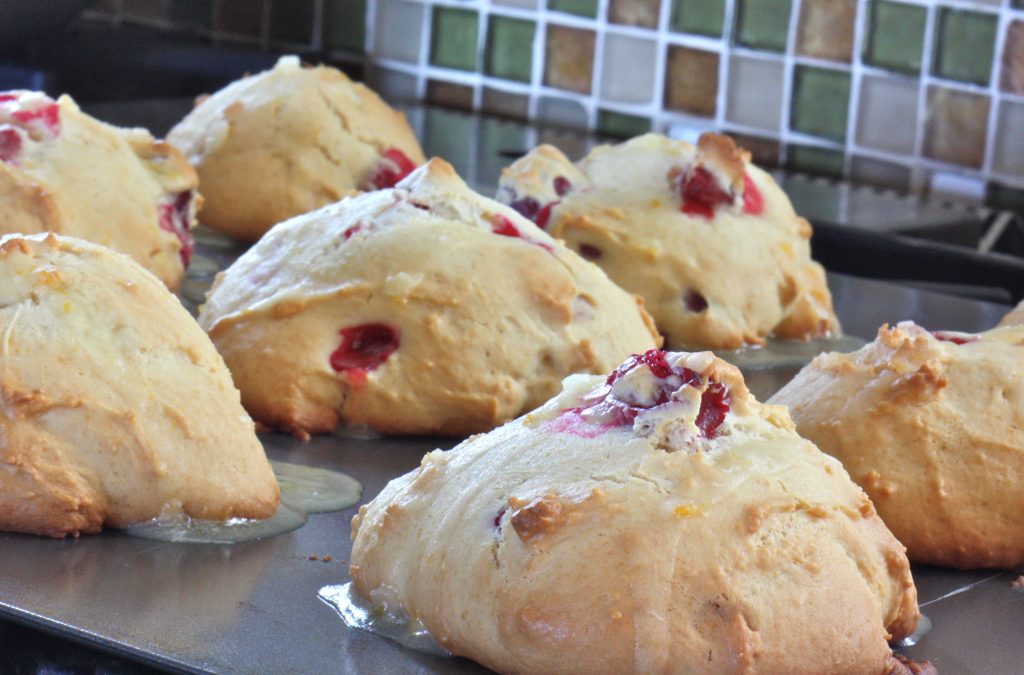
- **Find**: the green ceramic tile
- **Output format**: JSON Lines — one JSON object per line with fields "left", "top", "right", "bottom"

{"left": 597, "top": 110, "right": 651, "bottom": 138}
{"left": 863, "top": 1, "right": 926, "bottom": 74}
{"left": 549, "top": 0, "right": 598, "bottom": 18}
{"left": 934, "top": 8, "right": 997, "bottom": 85}
{"left": 430, "top": 6, "right": 479, "bottom": 71}
{"left": 791, "top": 66, "right": 851, "bottom": 142}
{"left": 325, "top": 0, "right": 367, "bottom": 52}
{"left": 670, "top": 0, "right": 725, "bottom": 37}
{"left": 486, "top": 16, "right": 535, "bottom": 82}
{"left": 986, "top": 182, "right": 1024, "bottom": 214}
{"left": 425, "top": 107, "right": 474, "bottom": 170}
{"left": 785, "top": 145, "right": 845, "bottom": 178}
{"left": 735, "top": 0, "right": 791, "bottom": 53}
{"left": 271, "top": 0, "right": 315, "bottom": 43}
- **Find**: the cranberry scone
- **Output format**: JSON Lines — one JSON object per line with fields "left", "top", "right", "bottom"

{"left": 0, "top": 233, "right": 279, "bottom": 537}
{"left": 497, "top": 132, "right": 839, "bottom": 350}
{"left": 0, "top": 90, "right": 199, "bottom": 291}
{"left": 771, "top": 321, "right": 1024, "bottom": 569}
{"left": 198, "top": 158, "right": 661, "bottom": 436}
{"left": 168, "top": 55, "right": 426, "bottom": 242}
{"left": 350, "top": 349, "right": 919, "bottom": 674}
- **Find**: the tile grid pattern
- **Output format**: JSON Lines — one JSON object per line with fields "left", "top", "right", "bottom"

{"left": 79, "top": 0, "right": 1024, "bottom": 208}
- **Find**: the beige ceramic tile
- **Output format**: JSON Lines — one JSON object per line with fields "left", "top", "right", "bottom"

{"left": 796, "top": 0, "right": 856, "bottom": 63}
{"left": 664, "top": 45, "right": 719, "bottom": 117}
{"left": 923, "top": 86, "right": 990, "bottom": 169}
{"left": 1001, "top": 20, "right": 1024, "bottom": 95}
{"left": 545, "top": 25, "right": 596, "bottom": 94}
{"left": 608, "top": 0, "right": 660, "bottom": 29}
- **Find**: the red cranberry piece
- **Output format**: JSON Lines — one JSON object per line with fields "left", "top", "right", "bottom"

{"left": 684, "top": 289, "right": 708, "bottom": 313}
{"left": 330, "top": 323, "right": 400, "bottom": 373}
{"left": 491, "top": 215, "right": 554, "bottom": 253}
{"left": 607, "top": 349, "right": 675, "bottom": 384}
{"left": 742, "top": 173, "right": 763, "bottom": 215}
{"left": 578, "top": 243, "right": 601, "bottom": 260}
{"left": 509, "top": 196, "right": 540, "bottom": 220}
{"left": 535, "top": 202, "right": 555, "bottom": 229}
{"left": 0, "top": 93, "right": 18, "bottom": 103}
{"left": 553, "top": 176, "right": 572, "bottom": 197}
{"left": 0, "top": 127, "right": 22, "bottom": 163}
{"left": 158, "top": 190, "right": 195, "bottom": 267}
{"left": 12, "top": 102, "right": 60, "bottom": 137}
{"left": 493, "top": 507, "right": 507, "bottom": 529}
{"left": 931, "top": 330, "right": 979, "bottom": 345}
{"left": 695, "top": 382, "right": 730, "bottom": 439}
{"left": 369, "top": 148, "right": 417, "bottom": 189}
{"left": 680, "top": 167, "right": 733, "bottom": 219}
{"left": 343, "top": 224, "right": 362, "bottom": 240}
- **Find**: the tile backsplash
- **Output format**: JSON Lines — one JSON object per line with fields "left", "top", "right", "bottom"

{"left": 85, "top": 0, "right": 1024, "bottom": 212}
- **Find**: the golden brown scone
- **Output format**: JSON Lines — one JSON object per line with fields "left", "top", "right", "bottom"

{"left": 497, "top": 132, "right": 839, "bottom": 350}
{"left": 168, "top": 55, "right": 426, "bottom": 242}
{"left": 0, "top": 90, "right": 199, "bottom": 291}
{"left": 0, "top": 233, "right": 279, "bottom": 538}
{"left": 998, "top": 298, "right": 1024, "bottom": 327}
{"left": 350, "top": 349, "right": 919, "bottom": 674}
{"left": 771, "top": 321, "right": 1024, "bottom": 569}
{"left": 198, "top": 158, "right": 661, "bottom": 437}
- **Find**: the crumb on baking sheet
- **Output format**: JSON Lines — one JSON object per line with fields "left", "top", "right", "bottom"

{"left": 1010, "top": 574, "right": 1024, "bottom": 589}
{"left": 306, "top": 554, "right": 334, "bottom": 563}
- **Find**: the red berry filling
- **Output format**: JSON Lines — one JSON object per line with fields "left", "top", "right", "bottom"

{"left": 506, "top": 176, "right": 571, "bottom": 230}
{"left": 931, "top": 330, "right": 979, "bottom": 345}
{"left": 343, "top": 224, "right": 362, "bottom": 240}
{"left": 0, "top": 127, "right": 22, "bottom": 163}
{"left": 158, "top": 190, "right": 196, "bottom": 267}
{"left": 329, "top": 323, "right": 400, "bottom": 379}
{"left": 742, "top": 174, "right": 763, "bottom": 215}
{"left": 0, "top": 93, "right": 60, "bottom": 139}
{"left": 554, "top": 175, "right": 572, "bottom": 197}
{"left": 369, "top": 148, "right": 417, "bottom": 189}
{"left": 684, "top": 289, "right": 708, "bottom": 313}
{"left": 680, "top": 167, "right": 733, "bottom": 219}
{"left": 491, "top": 215, "right": 554, "bottom": 253}
{"left": 552, "top": 350, "right": 731, "bottom": 439}
{"left": 578, "top": 243, "right": 602, "bottom": 260}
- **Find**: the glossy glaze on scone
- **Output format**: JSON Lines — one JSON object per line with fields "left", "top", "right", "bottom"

{"left": 198, "top": 158, "right": 661, "bottom": 436}
{"left": 168, "top": 55, "right": 426, "bottom": 242}
{"left": 497, "top": 132, "right": 839, "bottom": 350}
{"left": 0, "top": 234, "right": 278, "bottom": 537}
{"left": 771, "top": 321, "right": 1024, "bottom": 569}
{"left": 350, "top": 349, "right": 918, "bottom": 674}
{"left": 0, "top": 90, "right": 199, "bottom": 291}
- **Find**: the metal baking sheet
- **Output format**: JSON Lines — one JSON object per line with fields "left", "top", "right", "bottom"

{"left": 0, "top": 264, "right": 1018, "bottom": 673}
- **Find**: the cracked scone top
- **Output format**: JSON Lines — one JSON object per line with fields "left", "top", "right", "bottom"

{"left": 771, "top": 321, "right": 1024, "bottom": 569}
{"left": 0, "top": 90, "right": 199, "bottom": 291}
{"left": 497, "top": 132, "right": 839, "bottom": 349}
{"left": 350, "top": 349, "right": 919, "bottom": 674}
{"left": 198, "top": 158, "right": 661, "bottom": 436}
{"left": 168, "top": 55, "right": 426, "bottom": 242}
{"left": 0, "top": 234, "right": 279, "bottom": 537}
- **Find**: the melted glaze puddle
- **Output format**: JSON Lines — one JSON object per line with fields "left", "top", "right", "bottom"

{"left": 894, "top": 614, "right": 932, "bottom": 648}
{"left": 718, "top": 334, "right": 866, "bottom": 370}
{"left": 318, "top": 582, "right": 451, "bottom": 657}
{"left": 125, "top": 462, "right": 362, "bottom": 544}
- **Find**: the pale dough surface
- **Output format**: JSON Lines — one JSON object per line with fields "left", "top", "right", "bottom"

{"left": 199, "top": 159, "right": 661, "bottom": 436}
{"left": 0, "top": 234, "right": 278, "bottom": 537}
{"left": 168, "top": 55, "right": 426, "bottom": 242}
{"left": 771, "top": 321, "right": 1024, "bottom": 569}
{"left": 497, "top": 133, "right": 839, "bottom": 349}
{"left": 351, "top": 350, "right": 918, "bottom": 674}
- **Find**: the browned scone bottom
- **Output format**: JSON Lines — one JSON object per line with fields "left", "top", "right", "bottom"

{"left": 0, "top": 90, "right": 199, "bottom": 291}
{"left": 168, "top": 55, "right": 426, "bottom": 242}
{"left": 497, "top": 132, "right": 839, "bottom": 350}
{"left": 771, "top": 321, "right": 1024, "bottom": 569}
{"left": 199, "top": 158, "right": 661, "bottom": 437}
{"left": 350, "top": 350, "right": 919, "bottom": 674}
{"left": 0, "top": 234, "right": 279, "bottom": 537}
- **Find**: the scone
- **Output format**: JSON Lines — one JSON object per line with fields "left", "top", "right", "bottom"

{"left": 998, "top": 298, "right": 1024, "bottom": 327}
{"left": 770, "top": 321, "right": 1024, "bottom": 569}
{"left": 168, "top": 55, "right": 426, "bottom": 242}
{"left": 0, "top": 233, "right": 279, "bottom": 537}
{"left": 497, "top": 132, "right": 839, "bottom": 349}
{"left": 0, "top": 90, "right": 199, "bottom": 291}
{"left": 198, "top": 158, "right": 661, "bottom": 436}
{"left": 350, "top": 349, "right": 919, "bottom": 674}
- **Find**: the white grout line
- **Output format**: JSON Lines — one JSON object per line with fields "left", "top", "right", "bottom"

{"left": 843, "top": 0, "right": 870, "bottom": 176}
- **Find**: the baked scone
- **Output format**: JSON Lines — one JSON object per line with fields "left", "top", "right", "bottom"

{"left": 770, "top": 321, "right": 1024, "bottom": 569}
{"left": 0, "top": 90, "right": 199, "bottom": 291}
{"left": 167, "top": 55, "right": 426, "bottom": 242}
{"left": 0, "top": 233, "right": 279, "bottom": 537}
{"left": 198, "top": 158, "right": 661, "bottom": 436}
{"left": 350, "top": 349, "right": 919, "bottom": 674}
{"left": 497, "top": 132, "right": 839, "bottom": 349}
{"left": 998, "top": 298, "right": 1024, "bottom": 327}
